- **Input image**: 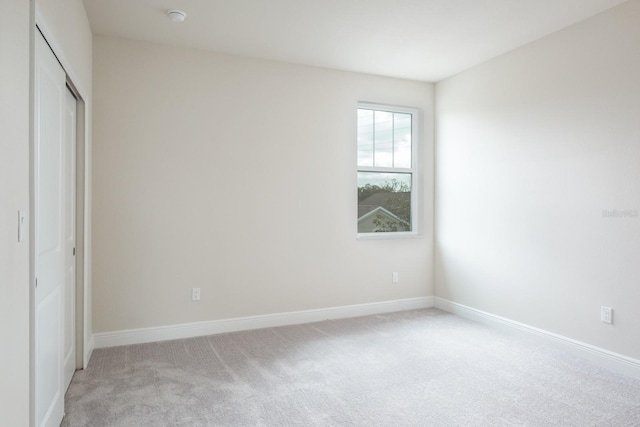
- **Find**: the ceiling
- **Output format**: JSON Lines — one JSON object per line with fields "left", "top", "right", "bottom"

{"left": 83, "top": 0, "right": 628, "bottom": 82}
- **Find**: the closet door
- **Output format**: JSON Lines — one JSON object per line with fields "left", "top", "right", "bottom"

{"left": 63, "top": 87, "right": 77, "bottom": 392}
{"left": 34, "top": 29, "right": 67, "bottom": 427}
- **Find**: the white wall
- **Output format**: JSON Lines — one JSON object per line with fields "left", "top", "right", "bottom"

{"left": 436, "top": 0, "right": 640, "bottom": 359}
{"left": 92, "top": 37, "right": 434, "bottom": 333}
{"left": 0, "top": 1, "right": 32, "bottom": 424}
{"left": 36, "top": 0, "right": 92, "bottom": 98}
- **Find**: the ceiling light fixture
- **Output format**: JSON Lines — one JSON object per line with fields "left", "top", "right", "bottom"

{"left": 167, "top": 9, "right": 187, "bottom": 23}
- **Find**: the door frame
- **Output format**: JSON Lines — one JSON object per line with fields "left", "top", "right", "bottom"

{"left": 31, "top": 15, "right": 92, "bottom": 425}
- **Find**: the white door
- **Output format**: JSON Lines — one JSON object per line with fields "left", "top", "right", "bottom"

{"left": 35, "top": 30, "right": 68, "bottom": 427}
{"left": 63, "top": 88, "right": 77, "bottom": 391}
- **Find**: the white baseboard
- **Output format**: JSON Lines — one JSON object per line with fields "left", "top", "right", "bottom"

{"left": 84, "top": 335, "right": 94, "bottom": 370}
{"left": 435, "top": 297, "right": 640, "bottom": 380}
{"left": 93, "top": 296, "right": 435, "bottom": 349}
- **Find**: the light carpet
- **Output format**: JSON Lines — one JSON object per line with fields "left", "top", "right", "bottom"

{"left": 62, "top": 308, "right": 640, "bottom": 426}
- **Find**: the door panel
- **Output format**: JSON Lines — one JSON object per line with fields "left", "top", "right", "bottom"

{"left": 36, "top": 289, "right": 62, "bottom": 423}
{"left": 35, "top": 30, "right": 66, "bottom": 427}
{"left": 63, "top": 88, "right": 77, "bottom": 391}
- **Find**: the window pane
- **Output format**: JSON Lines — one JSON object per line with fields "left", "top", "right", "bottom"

{"left": 393, "top": 113, "right": 412, "bottom": 168}
{"left": 357, "top": 172, "right": 412, "bottom": 233}
{"left": 357, "top": 109, "right": 374, "bottom": 167}
{"left": 374, "top": 111, "right": 393, "bottom": 167}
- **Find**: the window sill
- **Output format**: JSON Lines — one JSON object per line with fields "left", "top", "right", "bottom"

{"left": 357, "top": 231, "right": 421, "bottom": 240}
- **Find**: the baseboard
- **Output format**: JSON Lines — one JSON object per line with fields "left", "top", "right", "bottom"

{"left": 84, "top": 335, "right": 94, "bottom": 370}
{"left": 93, "top": 296, "right": 434, "bottom": 349}
{"left": 434, "top": 297, "right": 640, "bottom": 380}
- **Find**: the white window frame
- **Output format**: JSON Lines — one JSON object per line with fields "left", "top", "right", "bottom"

{"left": 357, "top": 102, "right": 419, "bottom": 239}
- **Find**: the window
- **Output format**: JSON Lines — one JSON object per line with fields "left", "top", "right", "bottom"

{"left": 357, "top": 104, "right": 417, "bottom": 236}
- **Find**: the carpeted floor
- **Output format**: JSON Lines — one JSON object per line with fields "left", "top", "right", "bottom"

{"left": 62, "top": 308, "right": 640, "bottom": 426}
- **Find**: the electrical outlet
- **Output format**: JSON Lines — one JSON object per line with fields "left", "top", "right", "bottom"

{"left": 601, "top": 306, "right": 612, "bottom": 324}
{"left": 392, "top": 272, "right": 399, "bottom": 284}
{"left": 192, "top": 287, "right": 201, "bottom": 301}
